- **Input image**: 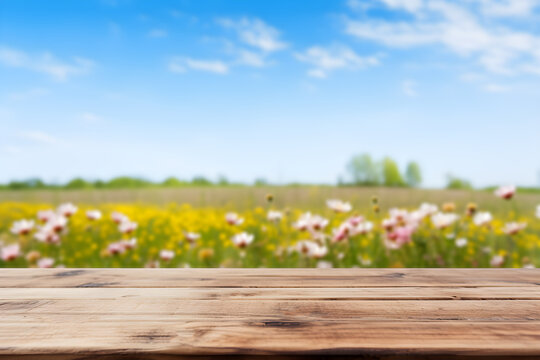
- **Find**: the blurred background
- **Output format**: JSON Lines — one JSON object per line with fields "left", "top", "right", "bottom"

{"left": 1, "top": 0, "right": 539, "bottom": 268}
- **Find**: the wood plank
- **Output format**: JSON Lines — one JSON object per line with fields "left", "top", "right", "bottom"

{"left": 2, "top": 269, "right": 540, "bottom": 359}
{"left": 0, "top": 268, "right": 539, "bottom": 288}
{"left": 1, "top": 299, "right": 539, "bottom": 322}
{"left": 2, "top": 286, "right": 540, "bottom": 300}
{"left": 1, "top": 321, "right": 540, "bottom": 356}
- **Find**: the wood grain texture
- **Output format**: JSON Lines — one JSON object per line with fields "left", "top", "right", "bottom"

{"left": 1, "top": 268, "right": 539, "bottom": 359}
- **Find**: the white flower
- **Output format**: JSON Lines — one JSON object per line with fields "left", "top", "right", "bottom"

{"left": 490, "top": 255, "right": 505, "bottom": 267}
{"left": 232, "top": 232, "right": 254, "bottom": 248}
{"left": 184, "top": 232, "right": 201, "bottom": 244}
{"left": 351, "top": 221, "right": 374, "bottom": 236}
{"left": 118, "top": 220, "right": 137, "bottom": 234}
{"left": 523, "top": 264, "right": 536, "bottom": 269}
{"left": 111, "top": 211, "right": 129, "bottom": 224}
{"left": 316, "top": 260, "right": 333, "bottom": 269}
{"left": 47, "top": 215, "right": 68, "bottom": 233}
{"left": 494, "top": 185, "right": 516, "bottom": 200}
{"left": 225, "top": 212, "right": 244, "bottom": 226}
{"left": 37, "top": 209, "right": 56, "bottom": 223}
{"left": 294, "top": 212, "right": 329, "bottom": 232}
{"left": 37, "top": 257, "right": 54, "bottom": 268}
{"left": 455, "top": 237, "right": 468, "bottom": 248}
{"left": 57, "top": 203, "right": 78, "bottom": 217}
{"left": 121, "top": 238, "right": 137, "bottom": 250}
{"left": 296, "top": 240, "right": 327, "bottom": 259}
{"left": 418, "top": 203, "right": 438, "bottom": 217}
{"left": 503, "top": 222, "right": 527, "bottom": 235}
{"left": 473, "top": 212, "right": 492, "bottom": 226}
{"left": 267, "top": 210, "right": 283, "bottom": 222}
{"left": 160, "top": 249, "right": 175, "bottom": 261}
{"left": 359, "top": 256, "right": 372, "bottom": 266}
{"left": 431, "top": 212, "right": 459, "bottom": 229}
{"left": 1, "top": 244, "right": 20, "bottom": 261}
{"left": 10, "top": 219, "right": 34, "bottom": 235}
{"left": 326, "top": 199, "right": 352, "bottom": 213}
{"left": 34, "top": 227, "right": 60, "bottom": 244}
{"left": 86, "top": 210, "right": 102, "bottom": 220}
{"left": 389, "top": 208, "right": 409, "bottom": 222}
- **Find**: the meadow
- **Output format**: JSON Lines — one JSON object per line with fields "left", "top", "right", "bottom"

{"left": 1, "top": 186, "right": 539, "bottom": 268}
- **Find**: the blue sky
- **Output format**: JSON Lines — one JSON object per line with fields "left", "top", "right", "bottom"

{"left": 1, "top": 0, "right": 539, "bottom": 187}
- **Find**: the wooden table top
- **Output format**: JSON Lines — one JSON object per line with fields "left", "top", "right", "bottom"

{"left": 1, "top": 268, "right": 540, "bottom": 359}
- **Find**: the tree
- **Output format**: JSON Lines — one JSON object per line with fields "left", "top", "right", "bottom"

{"left": 65, "top": 178, "right": 92, "bottom": 189}
{"left": 446, "top": 175, "right": 473, "bottom": 190}
{"left": 405, "top": 162, "right": 422, "bottom": 187}
{"left": 346, "top": 153, "right": 381, "bottom": 185}
{"left": 382, "top": 157, "right": 405, "bottom": 187}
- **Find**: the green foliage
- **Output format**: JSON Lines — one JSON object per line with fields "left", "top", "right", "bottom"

{"left": 191, "top": 176, "right": 213, "bottom": 186}
{"left": 65, "top": 178, "right": 92, "bottom": 189}
{"left": 7, "top": 178, "right": 46, "bottom": 190}
{"left": 405, "top": 162, "right": 422, "bottom": 187}
{"left": 346, "top": 153, "right": 381, "bottom": 185}
{"left": 382, "top": 157, "right": 405, "bottom": 187}
{"left": 106, "top": 177, "right": 153, "bottom": 189}
{"left": 254, "top": 178, "right": 269, "bottom": 186}
{"left": 162, "top": 177, "right": 189, "bottom": 187}
{"left": 446, "top": 175, "right": 473, "bottom": 190}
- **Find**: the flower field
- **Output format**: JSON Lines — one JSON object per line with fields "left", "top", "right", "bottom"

{"left": 1, "top": 186, "right": 540, "bottom": 268}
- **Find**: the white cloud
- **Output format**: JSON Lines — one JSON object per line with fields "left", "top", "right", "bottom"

{"left": 402, "top": 80, "right": 418, "bottom": 96}
{"left": 4, "top": 146, "right": 21, "bottom": 154}
{"left": 345, "top": 0, "right": 540, "bottom": 76}
{"left": 20, "top": 131, "right": 58, "bottom": 144}
{"left": 483, "top": 83, "right": 509, "bottom": 92}
{"left": 218, "top": 17, "right": 287, "bottom": 52}
{"left": 81, "top": 112, "right": 102, "bottom": 124}
{"left": 0, "top": 46, "right": 94, "bottom": 81}
{"left": 472, "top": 0, "right": 540, "bottom": 17}
{"left": 295, "top": 45, "right": 379, "bottom": 78}
{"left": 7, "top": 88, "right": 49, "bottom": 101}
{"left": 236, "top": 50, "right": 267, "bottom": 67}
{"left": 169, "top": 58, "right": 229, "bottom": 74}
{"left": 148, "top": 29, "right": 168, "bottom": 38}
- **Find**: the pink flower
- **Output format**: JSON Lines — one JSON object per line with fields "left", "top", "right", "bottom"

{"left": 347, "top": 216, "right": 364, "bottom": 226}
{"left": 384, "top": 226, "right": 415, "bottom": 250}
{"left": 86, "top": 210, "right": 102, "bottom": 220}
{"left": 108, "top": 242, "right": 126, "bottom": 255}
{"left": 232, "top": 232, "right": 254, "bottom": 248}
{"left": 225, "top": 212, "right": 244, "bottom": 226}
{"left": 159, "top": 249, "right": 175, "bottom": 261}
{"left": 332, "top": 222, "right": 352, "bottom": 243}
{"left": 503, "top": 222, "right": 527, "bottom": 235}
{"left": 111, "top": 211, "right": 129, "bottom": 224}
{"left": 37, "top": 209, "right": 56, "bottom": 223}
{"left": 494, "top": 185, "right": 516, "bottom": 200}
{"left": 57, "top": 203, "right": 78, "bottom": 217}
{"left": 37, "top": 257, "right": 54, "bottom": 268}
{"left": 351, "top": 221, "right": 374, "bottom": 235}
{"left": 1, "top": 244, "right": 20, "bottom": 261}
{"left": 118, "top": 220, "right": 137, "bottom": 234}
{"left": 10, "top": 219, "right": 34, "bottom": 235}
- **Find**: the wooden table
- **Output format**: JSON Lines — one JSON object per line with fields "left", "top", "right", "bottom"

{"left": 1, "top": 268, "right": 540, "bottom": 359}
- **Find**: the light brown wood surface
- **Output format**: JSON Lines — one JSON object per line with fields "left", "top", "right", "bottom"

{"left": 1, "top": 268, "right": 540, "bottom": 359}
